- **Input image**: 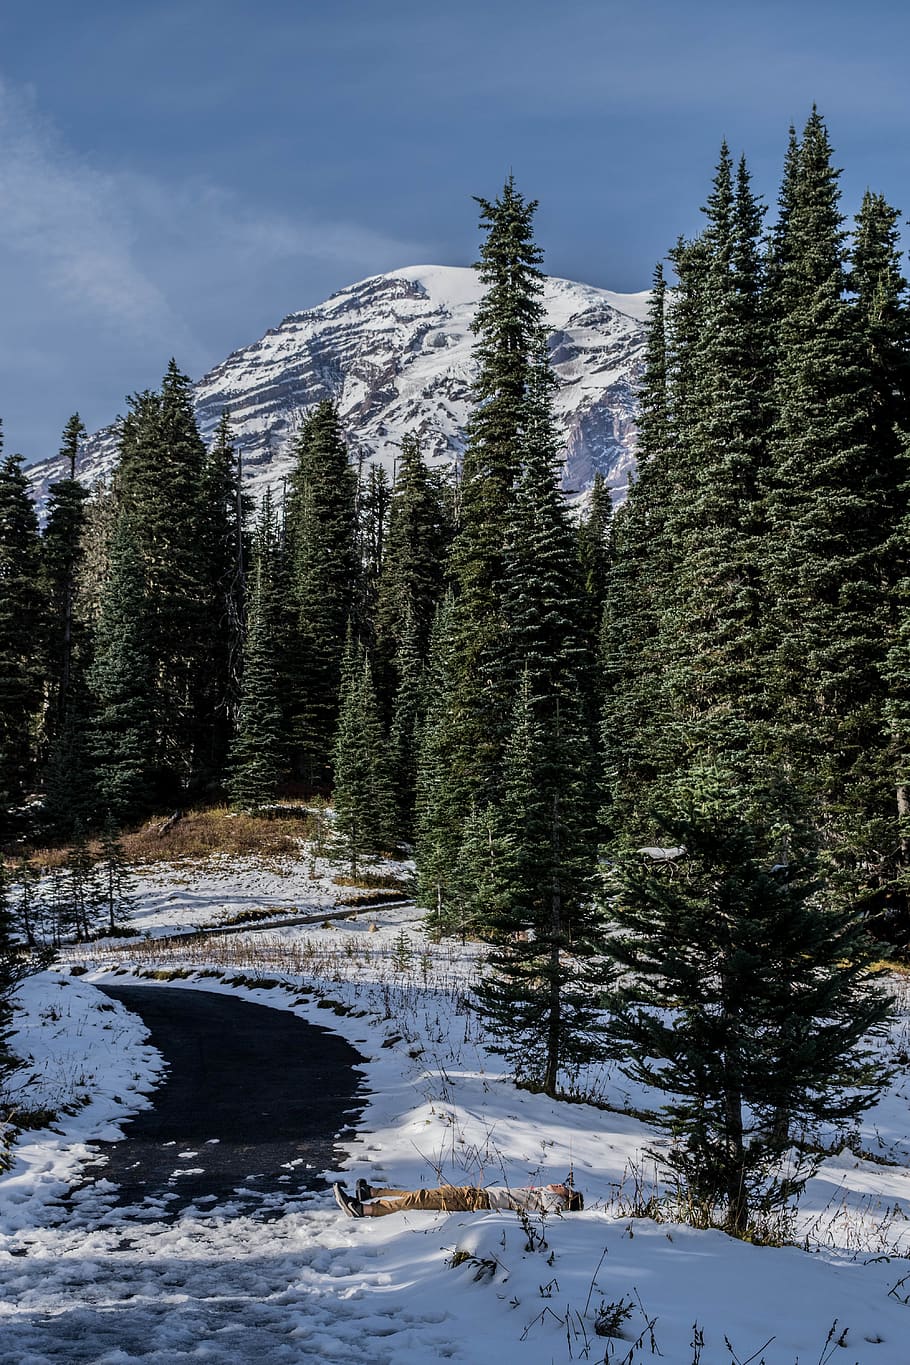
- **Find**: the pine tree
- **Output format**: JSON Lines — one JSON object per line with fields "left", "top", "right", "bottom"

{"left": 884, "top": 437, "right": 910, "bottom": 931}
{"left": 500, "top": 354, "right": 593, "bottom": 708}
{"left": 415, "top": 595, "right": 463, "bottom": 919}
{"left": 40, "top": 415, "right": 89, "bottom": 741}
{"left": 850, "top": 191, "right": 910, "bottom": 462}
{"left": 447, "top": 802, "right": 512, "bottom": 944}
{"left": 374, "top": 434, "right": 450, "bottom": 694}
{"left": 11, "top": 855, "right": 40, "bottom": 948}
{"left": 604, "top": 766, "right": 890, "bottom": 1236}
{"left": 97, "top": 814, "right": 137, "bottom": 935}
{"left": 849, "top": 193, "right": 910, "bottom": 917}
{"left": 0, "top": 439, "right": 44, "bottom": 833}
{"left": 600, "top": 264, "right": 672, "bottom": 834}
{"left": 415, "top": 179, "right": 555, "bottom": 912}
{"left": 577, "top": 470, "right": 612, "bottom": 638}
{"left": 88, "top": 365, "right": 244, "bottom": 815}
{"left": 387, "top": 605, "right": 425, "bottom": 842}
{"left": 89, "top": 515, "right": 158, "bottom": 822}
{"left": 446, "top": 178, "right": 551, "bottom": 810}
{"left": 658, "top": 147, "right": 770, "bottom": 781}
{"left": 72, "top": 485, "right": 118, "bottom": 639}
{"left": 765, "top": 124, "right": 801, "bottom": 314}
{"left": 103, "top": 363, "right": 217, "bottom": 803}
{"left": 195, "top": 410, "right": 249, "bottom": 783}
{"left": 227, "top": 491, "right": 288, "bottom": 809}
{"left": 42, "top": 694, "right": 96, "bottom": 840}
{"left": 763, "top": 111, "right": 893, "bottom": 895}
{"left": 474, "top": 670, "right": 602, "bottom": 1095}
{"left": 331, "top": 636, "right": 394, "bottom": 873}
{"left": 40, "top": 415, "right": 94, "bottom": 837}
{"left": 64, "top": 822, "right": 103, "bottom": 941}
{"left": 470, "top": 355, "right": 602, "bottom": 1092}
{"left": 286, "top": 401, "right": 358, "bottom": 788}
{"left": 354, "top": 461, "right": 391, "bottom": 651}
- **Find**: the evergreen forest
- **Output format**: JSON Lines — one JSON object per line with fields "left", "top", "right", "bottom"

{"left": 2, "top": 110, "right": 909, "bottom": 1233}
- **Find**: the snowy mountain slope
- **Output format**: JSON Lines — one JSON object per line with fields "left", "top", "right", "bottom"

{"left": 26, "top": 265, "right": 648, "bottom": 507}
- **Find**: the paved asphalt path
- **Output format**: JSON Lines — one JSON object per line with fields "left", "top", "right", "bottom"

{"left": 91, "top": 985, "right": 366, "bottom": 1216}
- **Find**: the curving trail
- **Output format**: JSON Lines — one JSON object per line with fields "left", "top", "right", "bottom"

{"left": 0, "top": 987, "right": 464, "bottom": 1364}
{"left": 93, "top": 984, "right": 366, "bottom": 1215}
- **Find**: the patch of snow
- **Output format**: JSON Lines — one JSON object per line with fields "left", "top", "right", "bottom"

{"left": 4, "top": 848, "right": 910, "bottom": 1362}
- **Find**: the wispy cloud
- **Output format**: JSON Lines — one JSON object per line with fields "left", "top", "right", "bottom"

{"left": 0, "top": 81, "right": 196, "bottom": 350}
{"left": 0, "top": 78, "right": 427, "bottom": 459}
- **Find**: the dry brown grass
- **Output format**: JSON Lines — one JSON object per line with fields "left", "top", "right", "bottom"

{"left": 26, "top": 805, "right": 316, "bottom": 872}
{"left": 21, "top": 845, "right": 71, "bottom": 872}
{"left": 332, "top": 870, "right": 413, "bottom": 892}
{"left": 335, "top": 889, "right": 413, "bottom": 908}
{"left": 211, "top": 905, "right": 299, "bottom": 929}
{"left": 875, "top": 958, "right": 910, "bottom": 976}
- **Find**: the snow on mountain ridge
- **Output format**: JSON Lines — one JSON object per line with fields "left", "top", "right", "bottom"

{"left": 387, "top": 263, "right": 652, "bottom": 325}
{"left": 26, "top": 264, "right": 647, "bottom": 508}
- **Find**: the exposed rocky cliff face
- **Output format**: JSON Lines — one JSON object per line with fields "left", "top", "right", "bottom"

{"left": 27, "top": 264, "right": 648, "bottom": 506}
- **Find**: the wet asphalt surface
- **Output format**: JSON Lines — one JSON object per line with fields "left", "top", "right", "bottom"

{"left": 87, "top": 985, "right": 366, "bottom": 1218}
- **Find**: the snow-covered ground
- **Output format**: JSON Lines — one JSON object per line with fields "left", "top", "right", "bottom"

{"left": 3, "top": 847, "right": 910, "bottom": 1363}
{"left": 93, "top": 846, "right": 411, "bottom": 939}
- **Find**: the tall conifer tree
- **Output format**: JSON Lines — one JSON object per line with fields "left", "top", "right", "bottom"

{"left": 850, "top": 191, "right": 910, "bottom": 463}
{"left": 577, "top": 470, "right": 612, "bottom": 639}
{"left": 416, "top": 180, "right": 552, "bottom": 905}
{"left": 849, "top": 193, "right": 910, "bottom": 913}
{"left": 228, "top": 491, "right": 289, "bottom": 809}
{"left": 354, "top": 461, "right": 391, "bottom": 651}
{"left": 415, "top": 595, "right": 462, "bottom": 917}
{"left": 601, "top": 264, "right": 672, "bottom": 834}
{"left": 374, "top": 433, "right": 450, "bottom": 703}
{"left": 447, "top": 178, "right": 550, "bottom": 805}
{"left": 473, "top": 350, "right": 601, "bottom": 1093}
{"left": 387, "top": 605, "right": 425, "bottom": 841}
{"left": 332, "top": 635, "right": 395, "bottom": 872}
{"left": 475, "top": 665, "right": 601, "bottom": 1096}
{"left": 40, "top": 415, "right": 89, "bottom": 737}
{"left": 95, "top": 364, "right": 218, "bottom": 808}
{"left": 196, "top": 411, "right": 249, "bottom": 783}
{"left": 286, "top": 401, "right": 358, "bottom": 788}
{"left": 89, "top": 515, "right": 158, "bottom": 821}
{"left": 0, "top": 439, "right": 43, "bottom": 832}
{"left": 659, "top": 147, "right": 770, "bottom": 780}
{"left": 885, "top": 468, "right": 910, "bottom": 918}
{"left": 40, "top": 416, "right": 93, "bottom": 834}
{"left": 763, "top": 111, "right": 893, "bottom": 891}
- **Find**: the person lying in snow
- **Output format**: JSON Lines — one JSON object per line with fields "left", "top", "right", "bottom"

{"left": 332, "top": 1179, "right": 583, "bottom": 1218}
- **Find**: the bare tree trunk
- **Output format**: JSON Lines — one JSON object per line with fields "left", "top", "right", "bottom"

{"left": 543, "top": 793, "right": 563, "bottom": 1099}
{"left": 723, "top": 1076, "right": 748, "bottom": 1235}
{"left": 544, "top": 930, "right": 561, "bottom": 1099}
{"left": 722, "top": 969, "right": 748, "bottom": 1235}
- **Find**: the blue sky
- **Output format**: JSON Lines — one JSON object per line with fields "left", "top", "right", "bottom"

{"left": 2, "top": 0, "right": 909, "bottom": 461}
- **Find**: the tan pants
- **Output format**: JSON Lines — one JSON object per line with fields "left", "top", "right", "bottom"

{"left": 364, "top": 1185, "right": 492, "bottom": 1216}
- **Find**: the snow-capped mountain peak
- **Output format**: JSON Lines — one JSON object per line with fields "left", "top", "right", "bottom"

{"left": 27, "top": 264, "right": 647, "bottom": 506}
